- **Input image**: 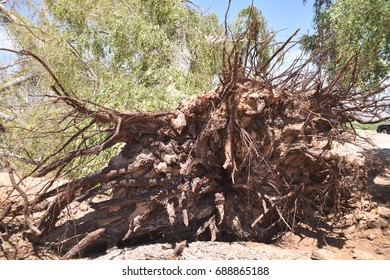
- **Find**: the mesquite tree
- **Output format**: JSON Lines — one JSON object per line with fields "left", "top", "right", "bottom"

{"left": 302, "top": 0, "right": 390, "bottom": 89}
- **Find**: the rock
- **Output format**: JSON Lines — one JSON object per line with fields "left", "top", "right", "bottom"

{"left": 366, "top": 212, "right": 378, "bottom": 222}
{"left": 368, "top": 217, "right": 389, "bottom": 229}
{"left": 377, "top": 206, "right": 390, "bottom": 219}
{"left": 356, "top": 213, "right": 367, "bottom": 221}
{"left": 311, "top": 249, "right": 336, "bottom": 260}
{"left": 357, "top": 220, "right": 368, "bottom": 230}
{"left": 154, "top": 162, "right": 172, "bottom": 173}
{"left": 344, "top": 213, "right": 355, "bottom": 221}
{"left": 79, "top": 202, "right": 89, "bottom": 212}
{"left": 365, "top": 233, "right": 376, "bottom": 241}
{"left": 171, "top": 111, "right": 187, "bottom": 133}
{"left": 162, "top": 154, "right": 178, "bottom": 165}
{"left": 345, "top": 225, "right": 357, "bottom": 234}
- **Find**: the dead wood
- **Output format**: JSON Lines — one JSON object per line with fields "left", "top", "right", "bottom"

{"left": 62, "top": 228, "right": 105, "bottom": 260}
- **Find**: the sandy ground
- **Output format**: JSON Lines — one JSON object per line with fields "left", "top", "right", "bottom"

{"left": 358, "top": 130, "right": 390, "bottom": 149}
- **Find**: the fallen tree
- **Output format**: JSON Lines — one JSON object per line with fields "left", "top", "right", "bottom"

{"left": 0, "top": 26, "right": 389, "bottom": 259}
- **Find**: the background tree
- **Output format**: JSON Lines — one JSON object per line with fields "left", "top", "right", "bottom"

{"left": 229, "top": 5, "right": 272, "bottom": 76}
{"left": 0, "top": 0, "right": 224, "bottom": 175}
{"left": 301, "top": 0, "right": 389, "bottom": 88}
{"left": 0, "top": 0, "right": 273, "bottom": 177}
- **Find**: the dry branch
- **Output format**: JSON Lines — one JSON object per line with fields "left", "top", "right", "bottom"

{"left": 62, "top": 228, "right": 105, "bottom": 260}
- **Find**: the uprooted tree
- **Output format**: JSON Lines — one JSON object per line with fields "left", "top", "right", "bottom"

{"left": 1, "top": 5, "right": 389, "bottom": 259}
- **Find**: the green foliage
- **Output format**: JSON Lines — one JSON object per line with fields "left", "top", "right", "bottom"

{"left": 230, "top": 6, "right": 272, "bottom": 74}
{"left": 1, "top": 1, "right": 273, "bottom": 177}
{"left": 1, "top": 0, "right": 224, "bottom": 175}
{"left": 303, "top": 0, "right": 333, "bottom": 23}
{"left": 301, "top": 0, "right": 390, "bottom": 87}
{"left": 348, "top": 121, "right": 386, "bottom": 131}
{"left": 4, "top": 0, "right": 223, "bottom": 109}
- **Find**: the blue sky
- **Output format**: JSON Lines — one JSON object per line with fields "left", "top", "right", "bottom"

{"left": 190, "top": 0, "right": 316, "bottom": 67}
{"left": 0, "top": 26, "right": 16, "bottom": 70}
{"left": 191, "top": 0, "right": 315, "bottom": 40}
{"left": 1, "top": 0, "right": 316, "bottom": 67}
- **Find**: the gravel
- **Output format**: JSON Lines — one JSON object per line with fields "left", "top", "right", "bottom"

{"left": 95, "top": 241, "right": 311, "bottom": 260}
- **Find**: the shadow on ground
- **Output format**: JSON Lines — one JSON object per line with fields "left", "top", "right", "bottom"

{"left": 367, "top": 148, "right": 390, "bottom": 206}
